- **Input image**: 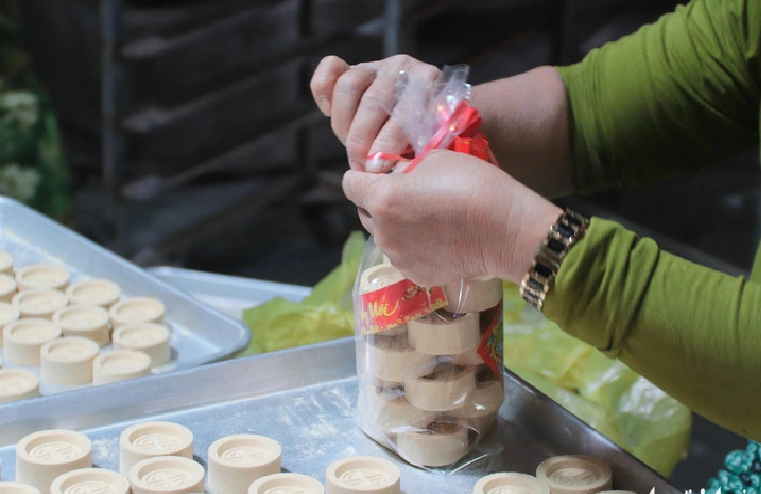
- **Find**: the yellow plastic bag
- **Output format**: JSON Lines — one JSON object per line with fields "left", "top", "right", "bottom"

{"left": 240, "top": 299, "right": 355, "bottom": 355}
{"left": 510, "top": 362, "right": 624, "bottom": 445}
{"left": 503, "top": 282, "right": 691, "bottom": 477}
{"left": 503, "top": 316, "right": 593, "bottom": 391}
{"left": 239, "top": 231, "right": 366, "bottom": 355}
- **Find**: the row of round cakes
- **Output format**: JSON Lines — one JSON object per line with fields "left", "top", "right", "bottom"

{"left": 3, "top": 422, "right": 402, "bottom": 494}
{"left": 1, "top": 420, "right": 621, "bottom": 494}
{"left": 0, "top": 252, "right": 172, "bottom": 402}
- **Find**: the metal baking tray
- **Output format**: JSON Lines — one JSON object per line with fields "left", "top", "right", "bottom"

{"left": 148, "top": 266, "right": 312, "bottom": 321}
{"left": 0, "top": 339, "right": 679, "bottom": 494}
{"left": 0, "top": 198, "right": 250, "bottom": 390}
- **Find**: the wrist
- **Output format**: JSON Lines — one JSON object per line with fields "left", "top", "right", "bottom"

{"left": 484, "top": 181, "right": 562, "bottom": 284}
{"left": 503, "top": 197, "right": 563, "bottom": 285}
{"left": 514, "top": 203, "right": 564, "bottom": 285}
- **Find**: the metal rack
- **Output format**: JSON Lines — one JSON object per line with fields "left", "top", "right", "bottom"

{"left": 97, "top": 0, "right": 381, "bottom": 264}
{"left": 94, "top": 0, "right": 625, "bottom": 266}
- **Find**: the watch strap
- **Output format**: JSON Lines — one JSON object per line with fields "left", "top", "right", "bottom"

{"left": 519, "top": 209, "right": 590, "bottom": 311}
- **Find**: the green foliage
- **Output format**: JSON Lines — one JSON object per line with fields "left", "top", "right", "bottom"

{"left": 0, "top": 0, "right": 71, "bottom": 220}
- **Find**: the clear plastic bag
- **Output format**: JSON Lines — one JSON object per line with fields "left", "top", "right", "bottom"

{"left": 353, "top": 66, "right": 504, "bottom": 469}
{"left": 366, "top": 65, "right": 495, "bottom": 173}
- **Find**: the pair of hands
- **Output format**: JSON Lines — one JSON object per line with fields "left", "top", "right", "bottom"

{"left": 310, "top": 55, "right": 561, "bottom": 287}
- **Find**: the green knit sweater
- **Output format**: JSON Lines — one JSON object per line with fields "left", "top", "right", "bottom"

{"left": 546, "top": 0, "right": 761, "bottom": 439}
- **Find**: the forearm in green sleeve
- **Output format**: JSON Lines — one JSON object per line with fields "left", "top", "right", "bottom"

{"left": 557, "top": 0, "right": 760, "bottom": 192}
{"left": 544, "top": 218, "right": 761, "bottom": 439}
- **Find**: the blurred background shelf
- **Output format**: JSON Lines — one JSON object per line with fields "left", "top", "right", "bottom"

{"left": 22, "top": 0, "right": 756, "bottom": 273}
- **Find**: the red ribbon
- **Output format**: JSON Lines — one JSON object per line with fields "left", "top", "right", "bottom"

{"left": 366, "top": 101, "right": 498, "bottom": 173}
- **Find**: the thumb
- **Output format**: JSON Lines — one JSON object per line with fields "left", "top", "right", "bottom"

{"left": 342, "top": 170, "right": 386, "bottom": 210}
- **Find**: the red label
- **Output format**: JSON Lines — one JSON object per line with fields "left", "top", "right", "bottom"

{"left": 359, "top": 279, "right": 447, "bottom": 335}
{"left": 478, "top": 300, "right": 504, "bottom": 381}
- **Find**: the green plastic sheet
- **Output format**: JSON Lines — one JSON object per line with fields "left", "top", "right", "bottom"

{"left": 240, "top": 231, "right": 365, "bottom": 355}
{"left": 503, "top": 284, "right": 691, "bottom": 477}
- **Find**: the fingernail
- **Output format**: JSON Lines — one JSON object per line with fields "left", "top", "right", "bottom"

{"left": 318, "top": 96, "right": 331, "bottom": 116}
{"left": 366, "top": 159, "right": 392, "bottom": 173}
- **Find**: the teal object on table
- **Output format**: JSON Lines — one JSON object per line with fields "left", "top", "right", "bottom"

{"left": 707, "top": 441, "right": 761, "bottom": 494}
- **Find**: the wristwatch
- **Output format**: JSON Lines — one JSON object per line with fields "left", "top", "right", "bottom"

{"left": 519, "top": 209, "right": 590, "bottom": 311}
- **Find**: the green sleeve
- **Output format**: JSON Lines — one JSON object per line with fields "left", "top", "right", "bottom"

{"left": 556, "top": 0, "right": 760, "bottom": 192}
{"left": 544, "top": 0, "right": 761, "bottom": 439}
{"left": 544, "top": 219, "right": 761, "bottom": 440}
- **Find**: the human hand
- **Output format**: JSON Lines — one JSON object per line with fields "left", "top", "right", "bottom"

{"left": 310, "top": 55, "right": 440, "bottom": 172}
{"left": 342, "top": 149, "right": 562, "bottom": 287}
